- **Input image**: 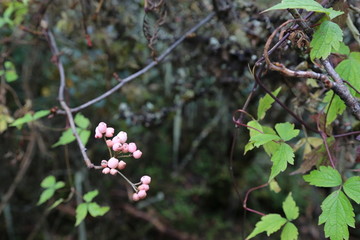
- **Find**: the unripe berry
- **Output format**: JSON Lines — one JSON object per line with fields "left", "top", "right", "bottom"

{"left": 117, "top": 131, "right": 127, "bottom": 143}
{"left": 138, "top": 184, "right": 149, "bottom": 191}
{"left": 112, "top": 142, "right": 122, "bottom": 151}
{"left": 118, "top": 160, "right": 126, "bottom": 170}
{"left": 141, "top": 175, "right": 151, "bottom": 185}
{"left": 133, "top": 150, "right": 142, "bottom": 159}
{"left": 138, "top": 190, "right": 147, "bottom": 199}
{"left": 101, "top": 160, "right": 108, "bottom": 168}
{"left": 112, "top": 136, "right": 121, "bottom": 144}
{"left": 122, "top": 143, "right": 129, "bottom": 153}
{"left": 94, "top": 127, "right": 103, "bottom": 138}
{"left": 105, "top": 127, "right": 115, "bottom": 137}
{"left": 108, "top": 157, "right": 119, "bottom": 169}
{"left": 106, "top": 140, "right": 114, "bottom": 148}
{"left": 132, "top": 193, "right": 140, "bottom": 201}
{"left": 128, "top": 142, "right": 137, "bottom": 153}
{"left": 97, "top": 122, "right": 107, "bottom": 134}
{"left": 110, "top": 168, "right": 118, "bottom": 175}
{"left": 102, "top": 167, "right": 110, "bottom": 174}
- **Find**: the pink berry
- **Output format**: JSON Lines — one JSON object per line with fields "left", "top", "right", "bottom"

{"left": 117, "top": 131, "right": 127, "bottom": 144}
{"left": 138, "top": 190, "right": 147, "bottom": 199}
{"left": 141, "top": 175, "right": 151, "bottom": 185}
{"left": 108, "top": 157, "right": 119, "bottom": 169}
{"left": 118, "top": 160, "right": 126, "bottom": 170}
{"left": 94, "top": 127, "right": 103, "bottom": 138}
{"left": 106, "top": 140, "right": 114, "bottom": 148}
{"left": 132, "top": 193, "right": 140, "bottom": 201}
{"left": 101, "top": 160, "right": 108, "bottom": 168}
{"left": 138, "top": 184, "right": 149, "bottom": 191}
{"left": 128, "top": 142, "right": 137, "bottom": 153}
{"left": 133, "top": 150, "right": 142, "bottom": 159}
{"left": 105, "top": 127, "right": 115, "bottom": 137}
{"left": 102, "top": 167, "right": 110, "bottom": 174}
{"left": 110, "top": 168, "right": 118, "bottom": 175}
{"left": 122, "top": 143, "right": 129, "bottom": 153}
{"left": 112, "top": 136, "right": 121, "bottom": 144}
{"left": 97, "top": 122, "right": 107, "bottom": 134}
{"left": 112, "top": 142, "right": 122, "bottom": 151}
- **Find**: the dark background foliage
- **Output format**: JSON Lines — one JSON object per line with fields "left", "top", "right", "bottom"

{"left": 0, "top": 0, "right": 359, "bottom": 239}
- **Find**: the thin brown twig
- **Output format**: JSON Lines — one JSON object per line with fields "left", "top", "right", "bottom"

{"left": 243, "top": 183, "right": 268, "bottom": 216}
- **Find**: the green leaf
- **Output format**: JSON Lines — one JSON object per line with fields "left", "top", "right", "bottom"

{"left": 48, "top": 198, "right": 64, "bottom": 211}
{"left": 250, "top": 133, "right": 280, "bottom": 147}
{"left": 83, "top": 190, "right": 99, "bottom": 202}
{"left": 310, "top": 21, "right": 343, "bottom": 61}
{"left": 319, "top": 190, "right": 355, "bottom": 240}
{"left": 269, "top": 143, "right": 294, "bottom": 180}
{"left": 74, "top": 113, "right": 90, "bottom": 129}
{"left": 3, "top": 61, "right": 18, "bottom": 82}
{"left": 246, "top": 214, "right": 287, "bottom": 239}
{"left": 303, "top": 166, "right": 342, "bottom": 187}
{"left": 323, "top": 91, "right": 346, "bottom": 126}
{"left": 10, "top": 110, "right": 50, "bottom": 128}
{"left": 87, "top": 202, "right": 110, "bottom": 217}
{"left": 244, "top": 120, "right": 264, "bottom": 155}
{"left": 79, "top": 129, "right": 90, "bottom": 146}
{"left": 263, "top": 126, "right": 280, "bottom": 156}
{"left": 257, "top": 87, "right": 281, "bottom": 120}
{"left": 263, "top": 0, "right": 343, "bottom": 19}
{"left": 343, "top": 176, "right": 360, "bottom": 204}
{"left": 54, "top": 181, "right": 65, "bottom": 190}
{"left": 40, "top": 175, "right": 56, "bottom": 188}
{"left": 52, "top": 128, "right": 76, "bottom": 148}
{"left": 280, "top": 222, "right": 298, "bottom": 240}
{"left": 37, "top": 188, "right": 55, "bottom": 205}
{"left": 275, "top": 122, "right": 300, "bottom": 141}
{"left": 282, "top": 193, "right": 299, "bottom": 221}
{"left": 332, "top": 42, "right": 350, "bottom": 56}
{"left": 75, "top": 203, "right": 88, "bottom": 226}
{"left": 335, "top": 52, "right": 360, "bottom": 97}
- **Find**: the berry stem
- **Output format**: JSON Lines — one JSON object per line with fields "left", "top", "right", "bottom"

{"left": 116, "top": 170, "right": 138, "bottom": 192}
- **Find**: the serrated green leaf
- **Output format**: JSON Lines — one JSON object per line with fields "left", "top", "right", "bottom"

{"left": 74, "top": 113, "right": 90, "bottom": 129}
{"left": 275, "top": 122, "right": 300, "bottom": 141}
{"left": 244, "top": 120, "right": 264, "bottom": 155}
{"left": 40, "top": 175, "right": 56, "bottom": 188}
{"left": 269, "top": 143, "right": 294, "bottom": 180}
{"left": 83, "top": 190, "right": 99, "bottom": 202}
{"left": 54, "top": 181, "right": 65, "bottom": 190}
{"left": 310, "top": 21, "right": 343, "bottom": 60}
{"left": 303, "top": 166, "right": 342, "bottom": 187}
{"left": 269, "top": 179, "right": 281, "bottom": 193}
{"left": 323, "top": 91, "right": 346, "bottom": 126}
{"left": 48, "top": 198, "right": 64, "bottom": 211}
{"left": 33, "top": 110, "right": 50, "bottom": 120}
{"left": 79, "top": 129, "right": 90, "bottom": 146}
{"left": 250, "top": 133, "right": 280, "bottom": 147}
{"left": 75, "top": 203, "right": 88, "bottom": 226}
{"left": 257, "top": 87, "right": 281, "bottom": 120}
{"left": 335, "top": 52, "right": 360, "bottom": 97}
{"left": 87, "top": 202, "right": 110, "bottom": 217}
{"left": 280, "top": 222, "right": 298, "bottom": 240}
{"left": 244, "top": 141, "right": 255, "bottom": 155}
{"left": 10, "top": 110, "right": 50, "bottom": 128}
{"left": 37, "top": 188, "right": 55, "bottom": 205}
{"left": 263, "top": 126, "right": 280, "bottom": 156}
{"left": 319, "top": 190, "right": 355, "bottom": 240}
{"left": 263, "top": 0, "right": 343, "bottom": 19}
{"left": 343, "top": 176, "right": 360, "bottom": 204}
{"left": 52, "top": 128, "right": 76, "bottom": 148}
{"left": 282, "top": 193, "right": 299, "bottom": 221}
{"left": 332, "top": 42, "right": 350, "bottom": 56}
{"left": 246, "top": 214, "right": 287, "bottom": 239}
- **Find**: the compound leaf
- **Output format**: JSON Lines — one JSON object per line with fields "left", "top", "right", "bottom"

{"left": 310, "top": 21, "right": 343, "bottom": 60}
{"left": 250, "top": 133, "right": 280, "bottom": 147}
{"left": 280, "top": 222, "right": 298, "bottom": 240}
{"left": 246, "top": 214, "right": 287, "bottom": 239}
{"left": 303, "top": 166, "right": 342, "bottom": 187}
{"left": 343, "top": 176, "right": 360, "bottom": 204}
{"left": 282, "top": 193, "right": 299, "bottom": 221}
{"left": 319, "top": 190, "right": 355, "bottom": 240}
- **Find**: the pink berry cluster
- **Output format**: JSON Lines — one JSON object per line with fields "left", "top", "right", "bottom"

{"left": 132, "top": 175, "right": 151, "bottom": 202}
{"left": 95, "top": 122, "right": 151, "bottom": 201}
